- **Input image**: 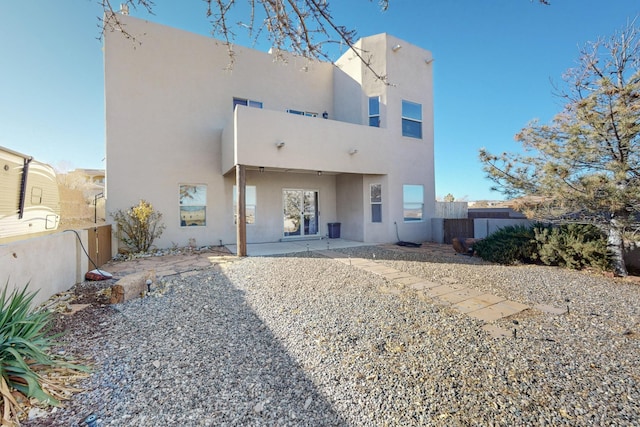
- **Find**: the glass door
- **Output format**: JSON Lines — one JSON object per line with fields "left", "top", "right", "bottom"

{"left": 283, "top": 189, "right": 319, "bottom": 237}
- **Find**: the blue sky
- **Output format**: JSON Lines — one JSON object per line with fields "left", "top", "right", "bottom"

{"left": 1, "top": 1, "right": 638, "bottom": 200}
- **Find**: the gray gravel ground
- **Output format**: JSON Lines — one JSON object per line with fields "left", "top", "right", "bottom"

{"left": 26, "top": 246, "right": 640, "bottom": 426}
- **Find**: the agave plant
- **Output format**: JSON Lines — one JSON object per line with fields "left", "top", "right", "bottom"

{"left": 0, "top": 284, "right": 89, "bottom": 425}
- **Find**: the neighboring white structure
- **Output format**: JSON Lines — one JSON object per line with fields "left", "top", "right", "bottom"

{"left": 104, "top": 14, "right": 435, "bottom": 252}
{"left": 0, "top": 146, "right": 60, "bottom": 241}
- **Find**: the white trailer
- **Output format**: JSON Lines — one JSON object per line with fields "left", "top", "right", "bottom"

{"left": 0, "top": 146, "right": 60, "bottom": 239}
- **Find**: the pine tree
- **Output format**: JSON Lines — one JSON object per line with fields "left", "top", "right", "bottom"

{"left": 480, "top": 21, "right": 640, "bottom": 276}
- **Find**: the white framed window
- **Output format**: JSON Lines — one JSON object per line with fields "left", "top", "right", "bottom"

{"left": 370, "top": 183, "right": 382, "bottom": 223}
{"left": 180, "top": 184, "right": 207, "bottom": 227}
{"left": 402, "top": 100, "right": 422, "bottom": 139}
{"left": 403, "top": 184, "right": 424, "bottom": 222}
{"left": 233, "top": 97, "right": 263, "bottom": 111}
{"left": 369, "top": 96, "right": 380, "bottom": 127}
{"left": 233, "top": 185, "right": 256, "bottom": 224}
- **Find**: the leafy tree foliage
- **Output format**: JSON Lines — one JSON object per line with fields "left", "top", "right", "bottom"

{"left": 480, "top": 21, "right": 640, "bottom": 276}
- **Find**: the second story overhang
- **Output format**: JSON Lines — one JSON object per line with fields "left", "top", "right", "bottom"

{"left": 222, "top": 106, "right": 391, "bottom": 175}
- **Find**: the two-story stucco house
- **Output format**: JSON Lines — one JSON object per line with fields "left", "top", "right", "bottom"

{"left": 104, "top": 13, "right": 435, "bottom": 254}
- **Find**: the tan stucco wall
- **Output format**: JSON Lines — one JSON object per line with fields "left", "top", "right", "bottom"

{"left": 238, "top": 170, "right": 338, "bottom": 243}
{"left": 105, "top": 16, "right": 436, "bottom": 250}
{"left": 335, "top": 174, "right": 364, "bottom": 241}
{"left": 228, "top": 106, "right": 391, "bottom": 175}
{"left": 0, "top": 230, "right": 88, "bottom": 307}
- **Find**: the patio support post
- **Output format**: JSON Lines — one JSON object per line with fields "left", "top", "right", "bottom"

{"left": 236, "top": 164, "right": 247, "bottom": 256}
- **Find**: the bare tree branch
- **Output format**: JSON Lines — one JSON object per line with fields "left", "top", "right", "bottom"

{"left": 99, "top": 1, "right": 549, "bottom": 83}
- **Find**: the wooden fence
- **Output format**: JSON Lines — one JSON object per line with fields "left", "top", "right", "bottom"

{"left": 442, "top": 219, "right": 475, "bottom": 244}
{"left": 87, "top": 224, "right": 112, "bottom": 268}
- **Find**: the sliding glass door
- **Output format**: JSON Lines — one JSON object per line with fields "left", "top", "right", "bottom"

{"left": 283, "top": 189, "right": 319, "bottom": 237}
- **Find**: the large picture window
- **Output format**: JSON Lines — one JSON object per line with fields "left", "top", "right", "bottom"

{"left": 403, "top": 184, "right": 424, "bottom": 222}
{"left": 233, "top": 185, "right": 256, "bottom": 224}
{"left": 180, "top": 184, "right": 207, "bottom": 226}
{"left": 402, "top": 100, "right": 422, "bottom": 139}
{"left": 370, "top": 184, "right": 382, "bottom": 223}
{"left": 369, "top": 96, "right": 380, "bottom": 127}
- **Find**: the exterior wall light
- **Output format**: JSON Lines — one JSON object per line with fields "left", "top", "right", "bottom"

{"left": 275, "top": 141, "right": 285, "bottom": 148}
{"left": 317, "top": 171, "right": 322, "bottom": 176}
{"left": 349, "top": 149, "right": 358, "bottom": 155}
{"left": 259, "top": 167, "right": 264, "bottom": 173}
{"left": 392, "top": 44, "right": 402, "bottom": 52}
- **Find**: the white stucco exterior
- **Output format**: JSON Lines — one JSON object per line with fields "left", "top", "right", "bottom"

{"left": 104, "top": 15, "right": 435, "bottom": 251}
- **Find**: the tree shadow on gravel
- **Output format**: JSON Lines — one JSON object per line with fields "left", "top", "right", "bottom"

{"left": 26, "top": 272, "right": 346, "bottom": 427}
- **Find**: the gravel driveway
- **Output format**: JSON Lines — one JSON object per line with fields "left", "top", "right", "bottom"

{"left": 26, "top": 246, "right": 640, "bottom": 426}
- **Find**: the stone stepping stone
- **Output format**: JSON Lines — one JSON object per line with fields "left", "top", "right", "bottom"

{"left": 453, "top": 293, "right": 505, "bottom": 314}
{"left": 467, "top": 300, "right": 530, "bottom": 322}
{"left": 365, "top": 265, "right": 399, "bottom": 275}
{"left": 392, "top": 275, "right": 427, "bottom": 286}
{"left": 382, "top": 271, "right": 414, "bottom": 280}
{"left": 423, "top": 284, "right": 464, "bottom": 298}
{"left": 437, "top": 287, "right": 484, "bottom": 304}
{"left": 408, "top": 281, "right": 441, "bottom": 291}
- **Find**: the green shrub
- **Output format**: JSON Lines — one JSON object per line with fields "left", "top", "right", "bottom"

{"left": 111, "top": 199, "right": 166, "bottom": 253}
{"left": 474, "top": 224, "right": 538, "bottom": 265}
{"left": 533, "top": 223, "right": 611, "bottom": 270}
{"left": 0, "top": 284, "right": 89, "bottom": 423}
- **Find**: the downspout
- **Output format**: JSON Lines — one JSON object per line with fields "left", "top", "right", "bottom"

{"left": 18, "top": 156, "right": 32, "bottom": 219}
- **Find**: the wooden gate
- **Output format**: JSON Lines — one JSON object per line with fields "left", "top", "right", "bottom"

{"left": 87, "top": 224, "right": 112, "bottom": 268}
{"left": 443, "top": 219, "right": 474, "bottom": 244}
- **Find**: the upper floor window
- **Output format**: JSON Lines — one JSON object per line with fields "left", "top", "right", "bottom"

{"left": 233, "top": 97, "right": 263, "bottom": 111}
{"left": 402, "top": 100, "right": 422, "bottom": 139}
{"left": 369, "top": 96, "right": 380, "bottom": 127}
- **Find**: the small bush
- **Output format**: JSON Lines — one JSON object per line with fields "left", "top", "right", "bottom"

{"left": 111, "top": 199, "right": 166, "bottom": 253}
{"left": 0, "top": 284, "right": 89, "bottom": 424}
{"left": 474, "top": 225, "right": 538, "bottom": 265}
{"left": 533, "top": 223, "right": 611, "bottom": 271}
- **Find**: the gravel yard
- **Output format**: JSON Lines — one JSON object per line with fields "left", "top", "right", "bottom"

{"left": 26, "top": 246, "right": 640, "bottom": 426}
